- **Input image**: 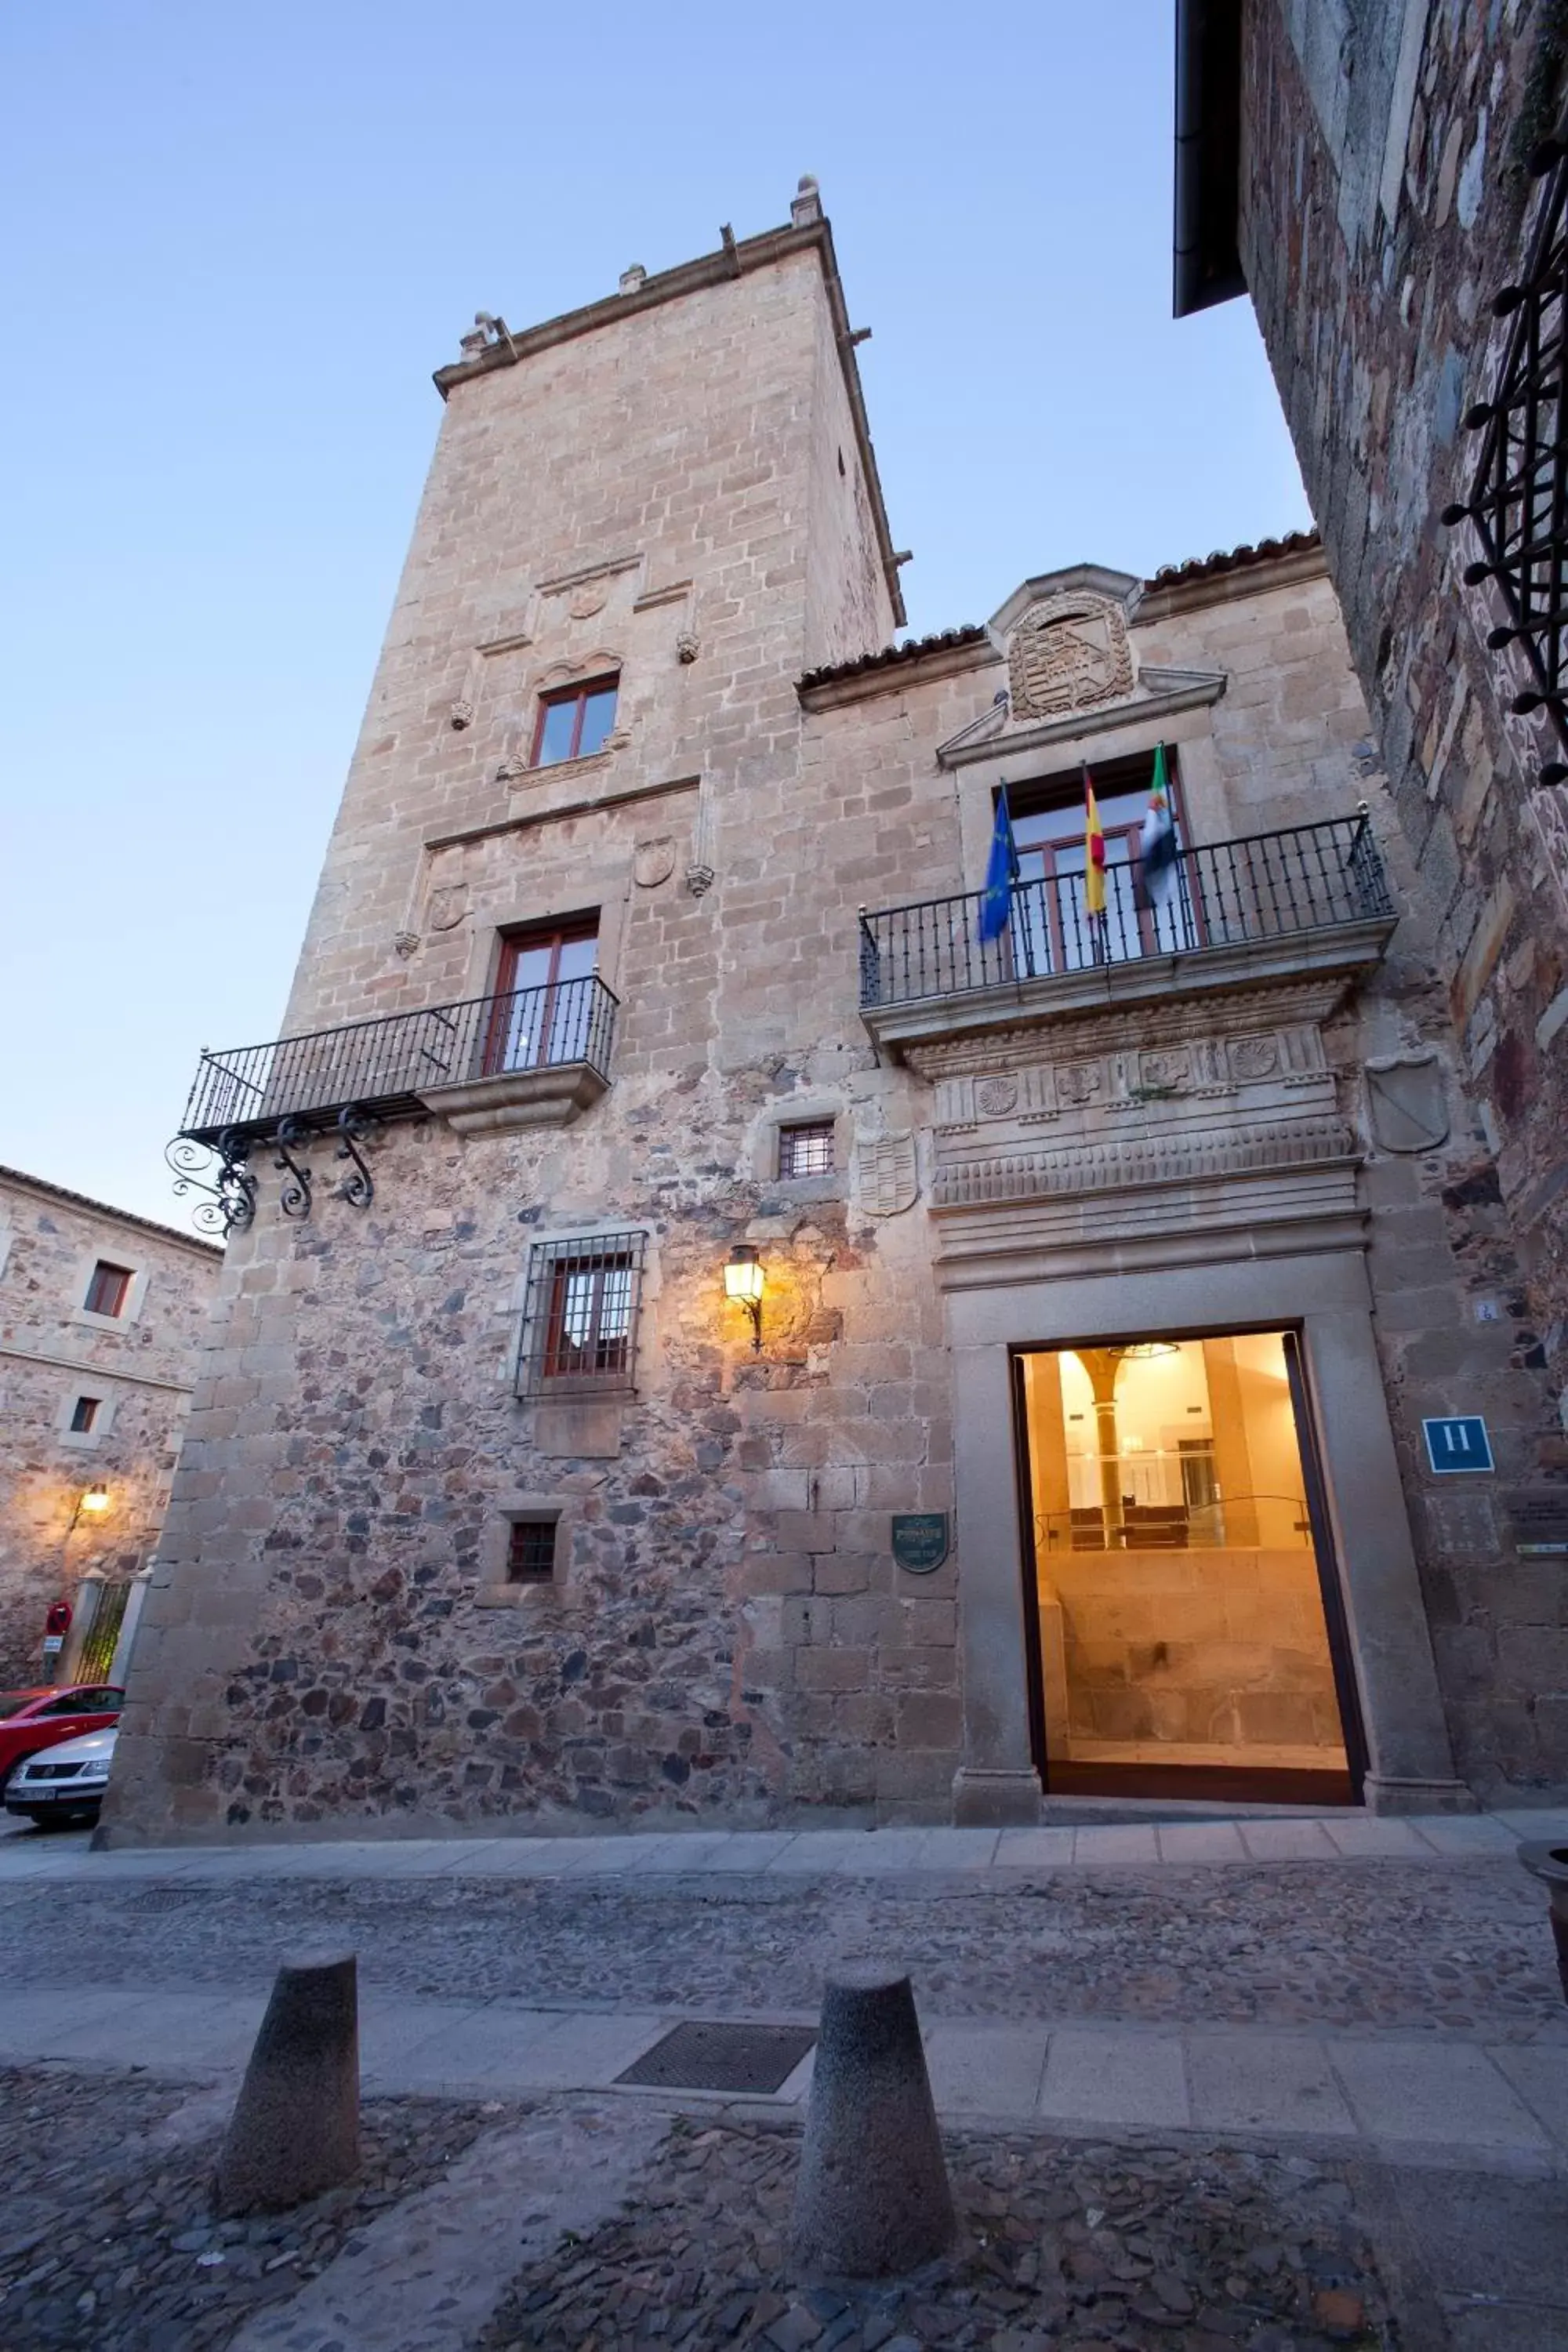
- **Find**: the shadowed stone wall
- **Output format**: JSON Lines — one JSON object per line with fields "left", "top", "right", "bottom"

{"left": 1234, "top": 0, "right": 1568, "bottom": 1788}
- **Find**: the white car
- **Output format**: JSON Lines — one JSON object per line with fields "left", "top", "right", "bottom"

{"left": 4, "top": 1726, "right": 115, "bottom": 1828}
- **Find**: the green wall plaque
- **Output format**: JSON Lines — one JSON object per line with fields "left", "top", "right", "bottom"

{"left": 891, "top": 1512, "right": 949, "bottom": 1574}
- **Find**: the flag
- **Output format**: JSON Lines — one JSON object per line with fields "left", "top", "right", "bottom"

{"left": 977, "top": 782, "right": 1019, "bottom": 942}
{"left": 1139, "top": 741, "right": 1178, "bottom": 902}
{"left": 1083, "top": 770, "right": 1106, "bottom": 917}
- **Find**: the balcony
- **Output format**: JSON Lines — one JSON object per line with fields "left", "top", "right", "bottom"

{"left": 858, "top": 813, "right": 1396, "bottom": 1056}
{"left": 180, "top": 973, "right": 619, "bottom": 1147}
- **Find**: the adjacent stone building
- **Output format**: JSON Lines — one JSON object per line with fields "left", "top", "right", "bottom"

{"left": 1174, "top": 0, "right": 1568, "bottom": 1795}
{"left": 102, "top": 180, "right": 1562, "bottom": 1845}
{"left": 0, "top": 1167, "right": 222, "bottom": 1688}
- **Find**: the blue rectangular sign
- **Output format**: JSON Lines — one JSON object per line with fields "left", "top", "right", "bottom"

{"left": 1422, "top": 1415, "right": 1494, "bottom": 1475}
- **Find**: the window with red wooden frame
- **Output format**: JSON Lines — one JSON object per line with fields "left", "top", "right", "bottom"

{"left": 532, "top": 674, "right": 619, "bottom": 768}
{"left": 83, "top": 1261, "right": 132, "bottom": 1318}
{"left": 516, "top": 1231, "right": 646, "bottom": 1397}
{"left": 483, "top": 918, "right": 599, "bottom": 1076}
{"left": 1006, "top": 746, "right": 1197, "bottom": 973}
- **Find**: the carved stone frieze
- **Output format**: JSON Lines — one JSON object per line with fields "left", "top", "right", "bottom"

{"left": 973, "top": 1075, "right": 1018, "bottom": 1117}
{"left": 906, "top": 972, "right": 1361, "bottom": 1265}
{"left": 931, "top": 1116, "right": 1358, "bottom": 1209}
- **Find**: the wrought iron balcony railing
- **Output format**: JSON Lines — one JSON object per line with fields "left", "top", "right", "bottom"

{"left": 180, "top": 973, "right": 619, "bottom": 1145}
{"left": 169, "top": 973, "right": 620, "bottom": 1232}
{"left": 858, "top": 813, "right": 1393, "bottom": 1012}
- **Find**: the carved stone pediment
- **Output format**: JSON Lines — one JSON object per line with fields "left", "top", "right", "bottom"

{"left": 1007, "top": 591, "right": 1135, "bottom": 719}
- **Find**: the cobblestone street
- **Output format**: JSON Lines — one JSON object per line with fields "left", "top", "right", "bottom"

{"left": 2, "top": 1820, "right": 1567, "bottom": 2349}
{"left": 2, "top": 1852, "right": 1563, "bottom": 2036}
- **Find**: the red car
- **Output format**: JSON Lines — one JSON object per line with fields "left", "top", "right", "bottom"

{"left": 0, "top": 1686, "right": 125, "bottom": 1790}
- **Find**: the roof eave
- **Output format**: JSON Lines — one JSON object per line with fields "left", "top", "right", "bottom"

{"left": 1173, "top": 0, "right": 1247, "bottom": 318}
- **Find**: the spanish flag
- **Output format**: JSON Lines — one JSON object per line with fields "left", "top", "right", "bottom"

{"left": 1083, "top": 769, "right": 1107, "bottom": 916}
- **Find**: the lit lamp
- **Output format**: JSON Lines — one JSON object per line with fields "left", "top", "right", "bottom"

{"left": 67, "top": 1483, "right": 111, "bottom": 1533}
{"left": 724, "top": 1243, "right": 765, "bottom": 1349}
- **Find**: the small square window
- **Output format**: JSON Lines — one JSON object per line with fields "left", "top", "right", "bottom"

{"left": 69, "top": 1396, "right": 100, "bottom": 1434}
{"left": 532, "top": 675, "right": 619, "bottom": 768}
{"left": 84, "top": 1262, "right": 132, "bottom": 1318}
{"left": 506, "top": 1519, "right": 558, "bottom": 1583}
{"left": 779, "top": 1120, "right": 835, "bottom": 1179}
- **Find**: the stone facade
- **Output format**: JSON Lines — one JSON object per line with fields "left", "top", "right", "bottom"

{"left": 1178, "top": 0, "right": 1568, "bottom": 1791}
{"left": 0, "top": 1168, "right": 222, "bottom": 1687}
{"left": 101, "top": 182, "right": 1562, "bottom": 1846}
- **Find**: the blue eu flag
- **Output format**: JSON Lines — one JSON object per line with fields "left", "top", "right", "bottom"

{"left": 977, "top": 783, "right": 1019, "bottom": 942}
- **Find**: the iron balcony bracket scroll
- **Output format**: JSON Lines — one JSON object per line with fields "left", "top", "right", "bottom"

{"left": 334, "top": 1105, "right": 377, "bottom": 1208}
{"left": 1443, "top": 135, "right": 1568, "bottom": 787}
{"left": 273, "top": 1118, "right": 314, "bottom": 1221}
{"left": 165, "top": 1128, "right": 257, "bottom": 1238}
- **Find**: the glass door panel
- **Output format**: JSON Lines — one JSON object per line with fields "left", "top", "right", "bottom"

{"left": 1017, "top": 1331, "right": 1359, "bottom": 1802}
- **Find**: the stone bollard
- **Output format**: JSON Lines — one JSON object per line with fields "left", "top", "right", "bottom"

{"left": 216, "top": 1950, "right": 361, "bottom": 2216}
{"left": 793, "top": 1964, "right": 955, "bottom": 2278}
{"left": 1519, "top": 1842, "right": 1568, "bottom": 2002}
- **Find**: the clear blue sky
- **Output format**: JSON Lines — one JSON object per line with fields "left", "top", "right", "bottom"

{"left": 0, "top": 2, "right": 1308, "bottom": 1225}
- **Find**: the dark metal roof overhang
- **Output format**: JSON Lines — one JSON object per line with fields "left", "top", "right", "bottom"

{"left": 1174, "top": 0, "right": 1247, "bottom": 318}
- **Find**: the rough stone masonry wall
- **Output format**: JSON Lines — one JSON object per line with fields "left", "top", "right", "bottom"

{"left": 104, "top": 229, "right": 972, "bottom": 1842}
{"left": 0, "top": 1178, "right": 220, "bottom": 1684}
{"left": 1240, "top": 0, "right": 1568, "bottom": 1789}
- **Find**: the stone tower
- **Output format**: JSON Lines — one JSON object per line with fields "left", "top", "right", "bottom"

{"left": 108, "top": 184, "right": 927, "bottom": 1841}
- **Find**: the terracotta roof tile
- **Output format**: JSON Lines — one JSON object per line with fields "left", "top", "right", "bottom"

{"left": 797, "top": 626, "right": 988, "bottom": 693}
{"left": 797, "top": 533, "right": 1320, "bottom": 694}
{"left": 1145, "top": 528, "right": 1320, "bottom": 588}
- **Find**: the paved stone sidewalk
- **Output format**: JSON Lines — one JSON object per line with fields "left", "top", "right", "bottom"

{"left": 10, "top": 1804, "right": 1564, "bottom": 1882}
{"left": 2, "top": 1980, "right": 1566, "bottom": 2165}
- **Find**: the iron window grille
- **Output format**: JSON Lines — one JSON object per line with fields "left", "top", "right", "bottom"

{"left": 1446, "top": 138, "right": 1568, "bottom": 786}
{"left": 517, "top": 1230, "right": 647, "bottom": 1397}
{"left": 84, "top": 1262, "right": 132, "bottom": 1318}
{"left": 506, "top": 1519, "right": 558, "bottom": 1582}
{"left": 779, "top": 1120, "right": 835, "bottom": 1178}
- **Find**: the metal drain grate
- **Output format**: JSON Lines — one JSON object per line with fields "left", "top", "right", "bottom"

{"left": 616, "top": 2021, "right": 816, "bottom": 2094}
{"left": 129, "top": 1886, "right": 202, "bottom": 1911}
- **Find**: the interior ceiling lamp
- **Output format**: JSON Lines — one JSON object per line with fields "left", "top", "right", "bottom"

{"left": 724, "top": 1243, "right": 765, "bottom": 1349}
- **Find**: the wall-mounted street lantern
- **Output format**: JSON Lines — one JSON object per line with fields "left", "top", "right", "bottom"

{"left": 724, "top": 1243, "right": 765, "bottom": 1350}
{"left": 67, "top": 1483, "right": 111, "bottom": 1534}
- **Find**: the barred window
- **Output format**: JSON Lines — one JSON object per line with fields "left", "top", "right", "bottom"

{"left": 517, "top": 1230, "right": 646, "bottom": 1396}
{"left": 778, "top": 1119, "right": 835, "bottom": 1179}
{"left": 506, "top": 1518, "right": 558, "bottom": 1582}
